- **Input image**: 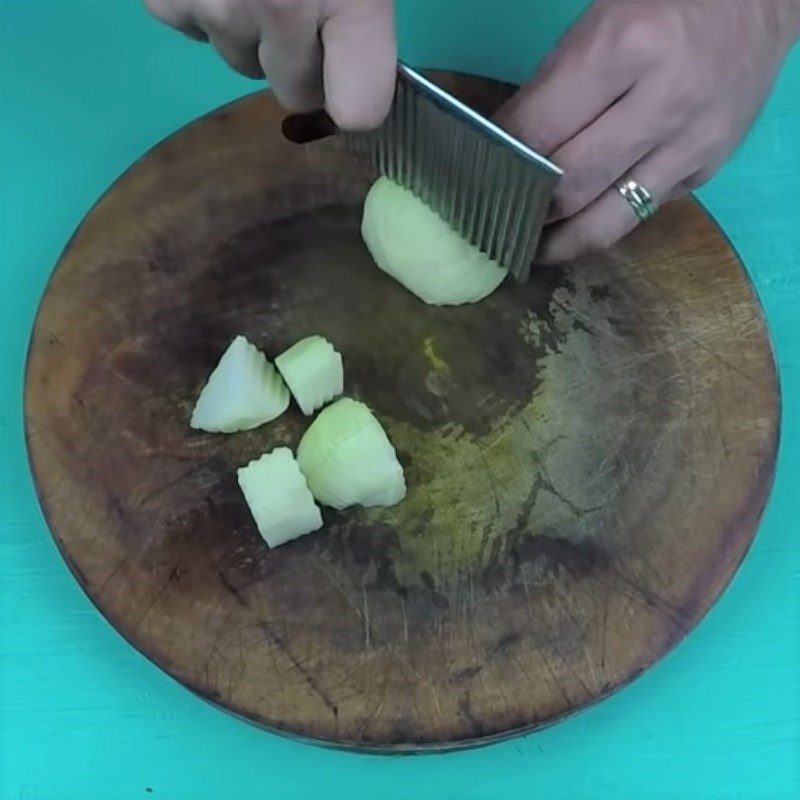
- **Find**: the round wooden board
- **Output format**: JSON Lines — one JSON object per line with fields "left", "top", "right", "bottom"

{"left": 26, "top": 74, "right": 779, "bottom": 751}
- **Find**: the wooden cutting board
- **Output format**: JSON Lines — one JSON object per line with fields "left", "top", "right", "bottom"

{"left": 25, "top": 73, "right": 779, "bottom": 751}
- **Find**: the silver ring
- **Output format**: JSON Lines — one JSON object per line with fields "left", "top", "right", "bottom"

{"left": 615, "top": 178, "right": 658, "bottom": 221}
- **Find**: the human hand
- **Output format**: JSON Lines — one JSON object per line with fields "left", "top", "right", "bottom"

{"left": 144, "top": 0, "right": 396, "bottom": 129}
{"left": 496, "top": 0, "right": 800, "bottom": 264}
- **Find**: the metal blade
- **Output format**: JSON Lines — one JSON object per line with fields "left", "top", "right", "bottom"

{"left": 347, "top": 64, "right": 562, "bottom": 282}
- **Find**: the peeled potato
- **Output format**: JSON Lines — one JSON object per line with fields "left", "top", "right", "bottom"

{"left": 237, "top": 447, "right": 323, "bottom": 547}
{"left": 296, "top": 398, "right": 406, "bottom": 509}
{"left": 275, "top": 335, "right": 344, "bottom": 416}
{"left": 361, "top": 176, "right": 507, "bottom": 306}
{"left": 190, "top": 335, "right": 289, "bottom": 433}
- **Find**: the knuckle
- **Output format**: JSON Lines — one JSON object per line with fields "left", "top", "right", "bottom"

{"left": 609, "top": 5, "right": 673, "bottom": 64}
{"left": 665, "top": 80, "right": 702, "bottom": 120}
{"left": 200, "top": 0, "right": 255, "bottom": 30}
{"left": 619, "top": 20, "right": 661, "bottom": 60}
{"left": 198, "top": 0, "right": 230, "bottom": 28}
{"left": 265, "top": 0, "right": 303, "bottom": 24}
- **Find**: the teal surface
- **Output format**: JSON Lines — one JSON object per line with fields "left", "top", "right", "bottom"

{"left": 1, "top": 1, "right": 798, "bottom": 797}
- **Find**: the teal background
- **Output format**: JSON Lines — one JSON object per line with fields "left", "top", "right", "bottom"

{"left": 1, "top": 1, "right": 798, "bottom": 797}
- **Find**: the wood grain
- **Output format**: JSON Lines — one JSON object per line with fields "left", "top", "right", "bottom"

{"left": 24, "top": 74, "right": 779, "bottom": 751}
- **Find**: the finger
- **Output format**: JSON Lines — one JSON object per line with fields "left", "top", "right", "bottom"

{"left": 258, "top": 7, "right": 325, "bottom": 112}
{"left": 537, "top": 148, "right": 684, "bottom": 264}
{"left": 207, "top": 29, "right": 262, "bottom": 78}
{"left": 546, "top": 85, "right": 664, "bottom": 223}
{"left": 494, "top": 35, "right": 637, "bottom": 155}
{"left": 321, "top": 0, "right": 396, "bottom": 130}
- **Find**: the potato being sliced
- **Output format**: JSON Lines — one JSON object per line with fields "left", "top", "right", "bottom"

{"left": 361, "top": 176, "right": 507, "bottom": 306}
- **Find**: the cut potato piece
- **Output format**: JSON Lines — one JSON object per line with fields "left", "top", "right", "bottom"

{"left": 190, "top": 335, "right": 290, "bottom": 432}
{"left": 237, "top": 447, "right": 323, "bottom": 547}
{"left": 296, "top": 398, "right": 406, "bottom": 509}
{"left": 275, "top": 335, "right": 344, "bottom": 416}
{"left": 361, "top": 176, "right": 507, "bottom": 306}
